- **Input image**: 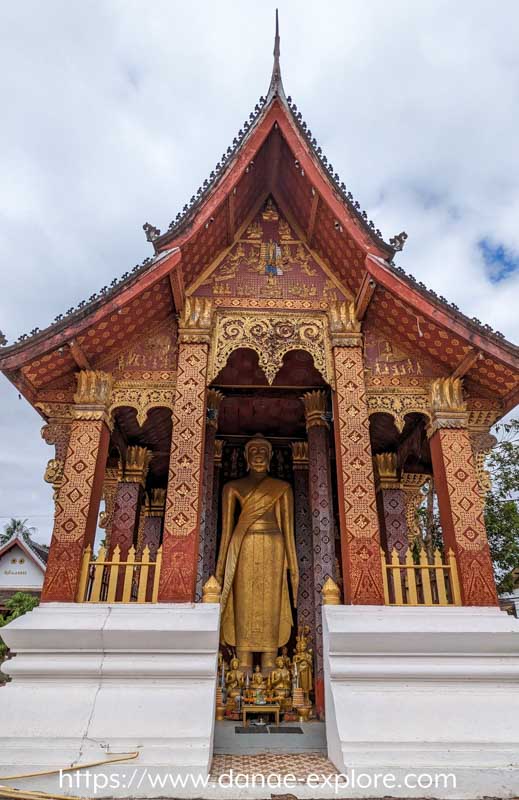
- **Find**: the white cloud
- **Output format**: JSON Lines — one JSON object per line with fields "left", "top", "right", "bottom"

{"left": 0, "top": 0, "right": 518, "bottom": 543}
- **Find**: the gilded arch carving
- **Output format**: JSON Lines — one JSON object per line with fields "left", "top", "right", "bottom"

{"left": 208, "top": 310, "right": 334, "bottom": 386}
{"left": 109, "top": 381, "right": 176, "bottom": 427}
{"left": 367, "top": 391, "right": 431, "bottom": 432}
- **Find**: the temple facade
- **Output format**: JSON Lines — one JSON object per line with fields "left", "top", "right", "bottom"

{"left": 1, "top": 18, "right": 519, "bottom": 798}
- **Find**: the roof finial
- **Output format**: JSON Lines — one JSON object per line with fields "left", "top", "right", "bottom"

{"left": 267, "top": 8, "right": 286, "bottom": 101}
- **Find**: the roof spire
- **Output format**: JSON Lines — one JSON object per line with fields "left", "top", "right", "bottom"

{"left": 267, "top": 8, "right": 286, "bottom": 101}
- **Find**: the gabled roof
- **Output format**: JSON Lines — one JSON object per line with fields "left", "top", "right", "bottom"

{"left": 0, "top": 13, "right": 517, "bottom": 415}
{"left": 0, "top": 532, "right": 48, "bottom": 573}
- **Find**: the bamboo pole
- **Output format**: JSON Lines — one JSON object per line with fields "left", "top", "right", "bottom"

{"left": 434, "top": 548, "right": 448, "bottom": 605}
{"left": 91, "top": 546, "right": 107, "bottom": 602}
{"left": 405, "top": 549, "right": 418, "bottom": 605}
{"left": 76, "top": 545, "right": 92, "bottom": 602}
{"left": 138, "top": 546, "right": 150, "bottom": 603}
{"left": 152, "top": 546, "right": 162, "bottom": 603}
{"left": 122, "top": 547, "right": 136, "bottom": 602}
{"left": 419, "top": 547, "right": 433, "bottom": 605}
{"left": 448, "top": 549, "right": 462, "bottom": 605}
{"left": 107, "top": 545, "right": 121, "bottom": 602}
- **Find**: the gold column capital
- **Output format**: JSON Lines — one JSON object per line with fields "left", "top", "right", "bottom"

{"left": 119, "top": 446, "right": 152, "bottom": 486}
{"left": 374, "top": 452, "right": 399, "bottom": 491}
{"left": 428, "top": 377, "right": 467, "bottom": 436}
{"left": 178, "top": 297, "right": 213, "bottom": 344}
{"left": 202, "top": 575, "right": 221, "bottom": 603}
{"left": 302, "top": 390, "right": 329, "bottom": 430}
{"left": 327, "top": 300, "right": 362, "bottom": 347}
{"left": 214, "top": 439, "right": 224, "bottom": 465}
{"left": 73, "top": 370, "right": 113, "bottom": 426}
{"left": 144, "top": 488, "right": 167, "bottom": 518}
{"left": 291, "top": 441, "right": 309, "bottom": 469}
{"left": 322, "top": 576, "right": 341, "bottom": 605}
{"left": 206, "top": 389, "right": 224, "bottom": 428}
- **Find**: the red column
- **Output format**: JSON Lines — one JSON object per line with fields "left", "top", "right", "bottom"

{"left": 140, "top": 489, "right": 165, "bottom": 559}
{"left": 196, "top": 389, "right": 223, "bottom": 601}
{"left": 110, "top": 446, "right": 150, "bottom": 558}
{"left": 329, "top": 308, "right": 385, "bottom": 605}
{"left": 429, "top": 379, "right": 497, "bottom": 605}
{"left": 99, "top": 467, "right": 118, "bottom": 550}
{"left": 41, "top": 371, "right": 112, "bottom": 602}
{"left": 159, "top": 298, "right": 212, "bottom": 602}
{"left": 302, "top": 391, "right": 334, "bottom": 718}
{"left": 291, "top": 442, "right": 314, "bottom": 632}
{"left": 374, "top": 453, "right": 408, "bottom": 560}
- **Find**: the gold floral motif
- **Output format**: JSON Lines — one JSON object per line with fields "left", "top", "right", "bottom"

{"left": 327, "top": 300, "right": 361, "bottom": 346}
{"left": 119, "top": 446, "right": 152, "bottom": 485}
{"left": 374, "top": 452, "right": 398, "bottom": 489}
{"left": 209, "top": 310, "right": 333, "bottom": 386}
{"left": 302, "top": 390, "right": 329, "bottom": 430}
{"left": 74, "top": 370, "right": 113, "bottom": 406}
{"left": 179, "top": 297, "right": 213, "bottom": 343}
{"left": 290, "top": 441, "right": 309, "bottom": 468}
{"left": 367, "top": 392, "right": 431, "bottom": 432}
{"left": 109, "top": 381, "right": 176, "bottom": 427}
{"left": 429, "top": 377, "right": 467, "bottom": 434}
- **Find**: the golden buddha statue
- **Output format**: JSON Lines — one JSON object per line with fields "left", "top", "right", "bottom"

{"left": 293, "top": 626, "right": 313, "bottom": 703}
{"left": 270, "top": 655, "right": 292, "bottom": 709}
{"left": 251, "top": 665, "right": 266, "bottom": 691}
{"left": 225, "top": 656, "right": 244, "bottom": 708}
{"left": 215, "top": 435, "right": 298, "bottom": 672}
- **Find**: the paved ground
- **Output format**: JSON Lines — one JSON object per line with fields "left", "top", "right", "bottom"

{"left": 213, "top": 720, "right": 327, "bottom": 755}
{"left": 211, "top": 751, "right": 338, "bottom": 780}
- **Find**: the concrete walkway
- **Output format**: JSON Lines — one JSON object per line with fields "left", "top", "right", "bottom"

{"left": 213, "top": 720, "right": 327, "bottom": 755}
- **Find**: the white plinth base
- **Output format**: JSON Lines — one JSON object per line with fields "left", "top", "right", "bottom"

{"left": 0, "top": 602, "right": 220, "bottom": 797}
{"left": 323, "top": 605, "right": 519, "bottom": 798}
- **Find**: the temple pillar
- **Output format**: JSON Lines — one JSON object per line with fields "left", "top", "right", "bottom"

{"left": 401, "top": 472, "right": 428, "bottom": 545}
{"left": 291, "top": 442, "right": 314, "bottom": 633}
{"left": 98, "top": 467, "right": 118, "bottom": 550}
{"left": 159, "top": 298, "right": 213, "bottom": 602}
{"left": 41, "top": 370, "right": 112, "bottom": 602}
{"left": 374, "top": 452, "right": 408, "bottom": 561}
{"left": 196, "top": 389, "right": 223, "bottom": 602}
{"left": 328, "top": 302, "right": 385, "bottom": 604}
{"left": 41, "top": 415, "right": 72, "bottom": 506}
{"left": 428, "top": 378, "right": 498, "bottom": 606}
{"left": 140, "top": 489, "right": 166, "bottom": 559}
{"left": 302, "top": 391, "right": 334, "bottom": 718}
{"left": 110, "top": 446, "right": 151, "bottom": 557}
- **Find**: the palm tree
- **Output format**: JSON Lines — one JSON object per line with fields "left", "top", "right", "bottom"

{"left": 0, "top": 518, "right": 36, "bottom": 546}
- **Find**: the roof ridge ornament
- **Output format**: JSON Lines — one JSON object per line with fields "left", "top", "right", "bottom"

{"left": 267, "top": 9, "right": 286, "bottom": 102}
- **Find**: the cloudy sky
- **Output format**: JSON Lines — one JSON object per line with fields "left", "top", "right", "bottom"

{"left": 1, "top": 0, "right": 518, "bottom": 545}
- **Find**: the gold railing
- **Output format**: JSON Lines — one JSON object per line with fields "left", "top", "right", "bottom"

{"left": 77, "top": 545, "right": 162, "bottom": 603}
{"left": 381, "top": 547, "right": 461, "bottom": 606}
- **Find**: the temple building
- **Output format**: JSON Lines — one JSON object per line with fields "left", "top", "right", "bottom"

{"left": 1, "top": 15, "right": 519, "bottom": 799}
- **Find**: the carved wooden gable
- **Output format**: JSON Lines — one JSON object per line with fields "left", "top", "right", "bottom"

{"left": 193, "top": 197, "right": 351, "bottom": 309}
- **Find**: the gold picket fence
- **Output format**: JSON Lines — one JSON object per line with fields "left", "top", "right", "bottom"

{"left": 381, "top": 547, "right": 462, "bottom": 606}
{"left": 77, "top": 544, "right": 163, "bottom": 603}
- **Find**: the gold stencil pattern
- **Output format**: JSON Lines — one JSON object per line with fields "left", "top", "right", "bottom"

{"left": 208, "top": 311, "right": 333, "bottom": 385}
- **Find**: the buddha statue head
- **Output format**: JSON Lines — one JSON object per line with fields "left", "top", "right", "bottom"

{"left": 275, "top": 656, "right": 284, "bottom": 668}
{"left": 230, "top": 657, "right": 239, "bottom": 670}
{"left": 245, "top": 434, "right": 272, "bottom": 474}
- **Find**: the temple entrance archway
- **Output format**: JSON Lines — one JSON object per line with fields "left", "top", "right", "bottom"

{"left": 202, "top": 345, "right": 340, "bottom": 724}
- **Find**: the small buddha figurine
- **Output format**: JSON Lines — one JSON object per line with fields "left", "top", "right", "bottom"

{"left": 251, "top": 664, "right": 266, "bottom": 691}
{"left": 270, "top": 655, "right": 292, "bottom": 709}
{"left": 225, "top": 657, "right": 244, "bottom": 709}
{"left": 292, "top": 626, "right": 313, "bottom": 703}
{"left": 281, "top": 645, "right": 291, "bottom": 670}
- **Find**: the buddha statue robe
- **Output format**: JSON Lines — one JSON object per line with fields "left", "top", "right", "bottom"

{"left": 216, "top": 470, "right": 298, "bottom": 670}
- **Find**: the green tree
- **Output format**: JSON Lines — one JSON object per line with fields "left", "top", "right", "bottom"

{"left": 0, "top": 518, "right": 36, "bottom": 546}
{"left": 0, "top": 592, "right": 40, "bottom": 665}
{"left": 484, "top": 419, "right": 519, "bottom": 593}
